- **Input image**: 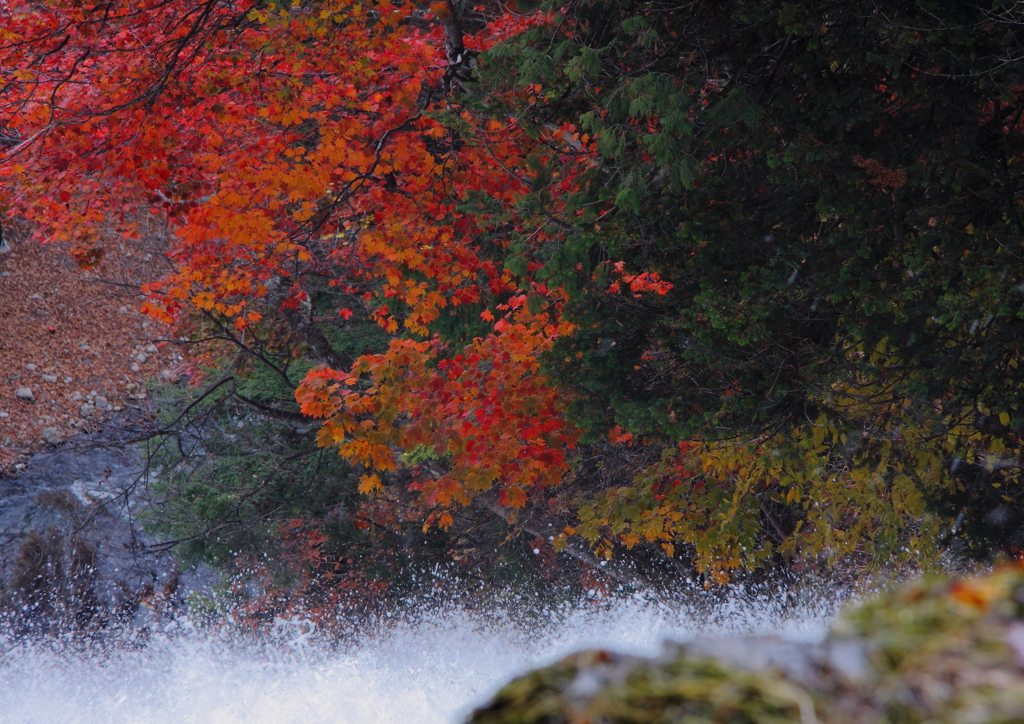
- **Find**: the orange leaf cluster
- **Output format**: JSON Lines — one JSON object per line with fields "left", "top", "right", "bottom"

{"left": 0, "top": 0, "right": 671, "bottom": 531}
{"left": 297, "top": 301, "right": 579, "bottom": 518}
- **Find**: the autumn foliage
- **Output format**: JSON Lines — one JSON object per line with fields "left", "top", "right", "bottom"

{"left": 3, "top": 0, "right": 1024, "bottom": 591}
{"left": 298, "top": 298, "right": 580, "bottom": 518}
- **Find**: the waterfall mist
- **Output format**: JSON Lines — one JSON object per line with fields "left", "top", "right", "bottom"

{"left": 0, "top": 586, "right": 841, "bottom": 724}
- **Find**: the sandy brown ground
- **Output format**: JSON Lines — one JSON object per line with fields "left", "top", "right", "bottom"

{"left": 0, "top": 222, "right": 178, "bottom": 471}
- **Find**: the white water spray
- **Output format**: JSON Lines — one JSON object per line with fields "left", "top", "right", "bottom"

{"left": 0, "top": 590, "right": 840, "bottom": 724}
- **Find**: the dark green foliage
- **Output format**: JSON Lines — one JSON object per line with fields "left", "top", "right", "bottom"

{"left": 144, "top": 336, "right": 601, "bottom": 615}
{"left": 482, "top": 0, "right": 1024, "bottom": 554}
{"left": 146, "top": 357, "right": 421, "bottom": 597}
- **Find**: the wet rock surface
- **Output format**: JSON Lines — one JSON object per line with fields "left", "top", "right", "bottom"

{"left": 0, "top": 420, "right": 214, "bottom": 634}
{"left": 469, "top": 567, "right": 1024, "bottom": 723}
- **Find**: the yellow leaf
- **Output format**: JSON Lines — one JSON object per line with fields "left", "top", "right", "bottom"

{"left": 512, "top": 487, "right": 530, "bottom": 508}
{"left": 999, "top": 412, "right": 1010, "bottom": 426}
{"left": 358, "top": 473, "right": 382, "bottom": 494}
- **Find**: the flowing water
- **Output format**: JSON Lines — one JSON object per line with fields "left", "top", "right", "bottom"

{"left": 0, "top": 588, "right": 841, "bottom": 724}
{"left": 0, "top": 433, "right": 848, "bottom": 723}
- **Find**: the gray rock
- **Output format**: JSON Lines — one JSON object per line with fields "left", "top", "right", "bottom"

{"left": 27, "top": 293, "right": 42, "bottom": 300}
{"left": 1009, "top": 622, "right": 1024, "bottom": 667}
{"left": 130, "top": 363, "right": 141, "bottom": 373}
{"left": 94, "top": 396, "right": 109, "bottom": 411}
{"left": 135, "top": 352, "right": 148, "bottom": 364}
{"left": 0, "top": 427, "right": 222, "bottom": 635}
{"left": 0, "top": 411, "right": 9, "bottom": 418}
{"left": 80, "top": 403, "right": 95, "bottom": 417}
{"left": 41, "top": 374, "right": 58, "bottom": 383}
{"left": 15, "top": 387, "right": 34, "bottom": 402}
{"left": 25, "top": 363, "right": 37, "bottom": 371}
{"left": 41, "top": 427, "right": 63, "bottom": 445}
{"left": 145, "top": 344, "right": 158, "bottom": 354}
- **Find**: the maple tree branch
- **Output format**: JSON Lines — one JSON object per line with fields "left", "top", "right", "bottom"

{"left": 440, "top": 0, "right": 466, "bottom": 65}
{"left": 275, "top": 300, "right": 350, "bottom": 371}
{"left": 231, "top": 388, "right": 307, "bottom": 422}
{"left": 474, "top": 491, "right": 644, "bottom": 588}
{"left": 140, "top": 0, "right": 220, "bottom": 110}
{"left": 198, "top": 309, "right": 299, "bottom": 389}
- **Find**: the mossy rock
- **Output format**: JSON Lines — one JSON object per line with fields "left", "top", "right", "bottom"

{"left": 468, "top": 566, "right": 1024, "bottom": 723}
